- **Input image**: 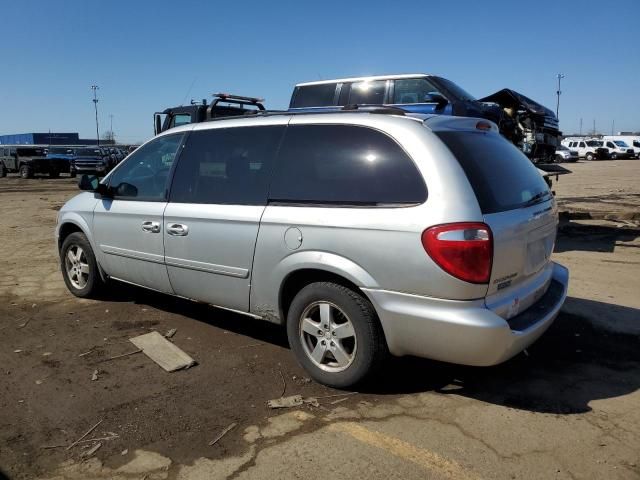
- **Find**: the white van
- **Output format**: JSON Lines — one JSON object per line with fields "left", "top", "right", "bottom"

{"left": 561, "top": 138, "right": 609, "bottom": 161}
{"left": 603, "top": 136, "right": 640, "bottom": 159}
{"left": 598, "top": 138, "right": 635, "bottom": 159}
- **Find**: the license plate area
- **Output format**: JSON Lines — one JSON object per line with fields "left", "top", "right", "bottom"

{"left": 525, "top": 228, "right": 555, "bottom": 275}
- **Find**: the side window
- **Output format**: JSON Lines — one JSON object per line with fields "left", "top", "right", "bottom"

{"left": 348, "top": 81, "right": 387, "bottom": 105}
{"left": 170, "top": 126, "right": 284, "bottom": 205}
{"left": 393, "top": 78, "right": 441, "bottom": 104}
{"left": 169, "top": 114, "right": 192, "bottom": 129}
{"left": 579, "top": 142, "right": 585, "bottom": 148}
{"left": 290, "top": 84, "right": 337, "bottom": 108}
{"left": 270, "top": 125, "right": 427, "bottom": 205}
{"left": 108, "top": 134, "right": 184, "bottom": 201}
{"left": 634, "top": 140, "right": 640, "bottom": 148}
{"left": 606, "top": 141, "right": 615, "bottom": 148}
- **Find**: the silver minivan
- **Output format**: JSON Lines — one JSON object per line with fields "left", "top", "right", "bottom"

{"left": 55, "top": 111, "right": 568, "bottom": 387}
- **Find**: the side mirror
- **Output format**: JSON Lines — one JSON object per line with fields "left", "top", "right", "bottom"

{"left": 424, "top": 92, "right": 448, "bottom": 106}
{"left": 79, "top": 174, "right": 112, "bottom": 197}
{"left": 78, "top": 174, "right": 99, "bottom": 191}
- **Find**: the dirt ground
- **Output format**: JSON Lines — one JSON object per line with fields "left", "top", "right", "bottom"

{"left": 0, "top": 160, "right": 639, "bottom": 480}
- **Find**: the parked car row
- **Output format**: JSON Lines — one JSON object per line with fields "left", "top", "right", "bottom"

{"left": 560, "top": 136, "right": 639, "bottom": 161}
{"left": 0, "top": 145, "right": 130, "bottom": 178}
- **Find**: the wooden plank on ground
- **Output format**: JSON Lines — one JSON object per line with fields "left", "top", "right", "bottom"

{"left": 129, "top": 331, "right": 196, "bottom": 372}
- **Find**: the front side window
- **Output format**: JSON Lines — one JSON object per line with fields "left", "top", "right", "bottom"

{"left": 579, "top": 142, "right": 586, "bottom": 148}
{"left": 607, "top": 142, "right": 616, "bottom": 148}
{"left": 348, "top": 80, "right": 386, "bottom": 105}
{"left": 170, "top": 126, "right": 284, "bottom": 205}
{"left": 633, "top": 140, "right": 640, "bottom": 148}
{"left": 290, "top": 84, "right": 337, "bottom": 108}
{"left": 108, "top": 134, "right": 183, "bottom": 200}
{"left": 270, "top": 125, "right": 426, "bottom": 205}
{"left": 393, "top": 78, "right": 441, "bottom": 104}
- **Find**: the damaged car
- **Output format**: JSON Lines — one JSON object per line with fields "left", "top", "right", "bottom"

{"left": 289, "top": 74, "right": 561, "bottom": 164}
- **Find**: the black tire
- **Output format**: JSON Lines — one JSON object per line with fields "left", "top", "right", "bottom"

{"left": 286, "top": 282, "right": 388, "bottom": 388}
{"left": 69, "top": 169, "right": 77, "bottom": 178}
{"left": 19, "top": 164, "right": 33, "bottom": 179}
{"left": 585, "top": 153, "right": 594, "bottom": 161}
{"left": 555, "top": 154, "right": 564, "bottom": 163}
{"left": 0, "top": 163, "right": 6, "bottom": 178}
{"left": 611, "top": 153, "right": 618, "bottom": 160}
{"left": 60, "top": 232, "right": 105, "bottom": 298}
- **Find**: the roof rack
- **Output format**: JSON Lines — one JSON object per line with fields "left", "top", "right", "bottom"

{"left": 211, "top": 93, "right": 265, "bottom": 110}
{"left": 341, "top": 104, "right": 406, "bottom": 115}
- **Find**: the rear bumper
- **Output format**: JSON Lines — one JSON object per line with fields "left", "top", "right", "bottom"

{"left": 363, "top": 262, "right": 569, "bottom": 366}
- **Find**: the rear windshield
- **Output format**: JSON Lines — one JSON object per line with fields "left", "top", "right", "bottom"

{"left": 290, "top": 84, "right": 337, "bottom": 108}
{"left": 436, "top": 131, "right": 549, "bottom": 214}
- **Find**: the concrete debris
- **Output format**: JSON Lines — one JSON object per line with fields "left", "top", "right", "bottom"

{"left": 130, "top": 331, "right": 196, "bottom": 372}
{"left": 91, "top": 369, "right": 99, "bottom": 381}
{"left": 81, "top": 442, "right": 102, "bottom": 458}
{"left": 164, "top": 328, "right": 177, "bottom": 339}
{"left": 267, "top": 395, "right": 320, "bottom": 409}
{"left": 267, "top": 395, "right": 303, "bottom": 409}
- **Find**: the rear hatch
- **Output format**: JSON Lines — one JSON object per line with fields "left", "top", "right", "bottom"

{"left": 435, "top": 128, "right": 557, "bottom": 320}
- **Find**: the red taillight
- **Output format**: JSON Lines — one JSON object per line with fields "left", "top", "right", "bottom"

{"left": 421, "top": 222, "right": 493, "bottom": 284}
{"left": 476, "top": 121, "right": 492, "bottom": 131}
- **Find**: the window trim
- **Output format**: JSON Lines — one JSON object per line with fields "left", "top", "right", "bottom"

{"left": 267, "top": 123, "right": 427, "bottom": 208}
{"left": 106, "top": 132, "right": 188, "bottom": 202}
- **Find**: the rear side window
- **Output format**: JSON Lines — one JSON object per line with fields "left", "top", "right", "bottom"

{"left": 290, "top": 84, "right": 337, "bottom": 108}
{"left": 348, "top": 81, "right": 386, "bottom": 104}
{"left": 270, "top": 125, "right": 426, "bottom": 206}
{"left": 436, "top": 131, "right": 549, "bottom": 214}
{"left": 170, "top": 126, "right": 284, "bottom": 205}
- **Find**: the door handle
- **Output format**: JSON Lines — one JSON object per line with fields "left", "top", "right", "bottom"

{"left": 167, "top": 223, "right": 189, "bottom": 236}
{"left": 141, "top": 221, "right": 161, "bottom": 233}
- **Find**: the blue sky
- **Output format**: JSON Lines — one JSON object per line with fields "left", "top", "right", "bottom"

{"left": 0, "top": 0, "right": 638, "bottom": 144}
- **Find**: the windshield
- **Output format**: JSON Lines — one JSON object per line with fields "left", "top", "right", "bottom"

{"left": 586, "top": 140, "right": 603, "bottom": 147}
{"left": 432, "top": 77, "right": 476, "bottom": 101}
{"left": 614, "top": 140, "right": 629, "bottom": 147}
{"left": 76, "top": 148, "right": 102, "bottom": 156}
{"left": 436, "top": 130, "right": 549, "bottom": 214}
{"left": 16, "top": 148, "right": 45, "bottom": 156}
{"left": 557, "top": 145, "right": 568, "bottom": 151}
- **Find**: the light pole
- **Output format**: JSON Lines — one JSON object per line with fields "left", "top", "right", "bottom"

{"left": 555, "top": 73, "right": 564, "bottom": 120}
{"left": 109, "top": 114, "right": 114, "bottom": 143}
{"left": 91, "top": 85, "right": 100, "bottom": 146}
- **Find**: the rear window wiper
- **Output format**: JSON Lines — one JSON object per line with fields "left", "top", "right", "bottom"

{"left": 521, "top": 191, "right": 550, "bottom": 208}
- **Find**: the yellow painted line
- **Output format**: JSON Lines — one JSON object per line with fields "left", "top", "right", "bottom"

{"left": 329, "top": 422, "right": 481, "bottom": 480}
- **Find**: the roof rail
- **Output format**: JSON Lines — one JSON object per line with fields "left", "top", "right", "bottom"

{"left": 341, "top": 104, "right": 406, "bottom": 115}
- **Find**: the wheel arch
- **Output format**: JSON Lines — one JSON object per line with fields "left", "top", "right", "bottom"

{"left": 57, "top": 216, "right": 107, "bottom": 281}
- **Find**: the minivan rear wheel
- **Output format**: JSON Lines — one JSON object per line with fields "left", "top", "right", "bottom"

{"left": 60, "top": 232, "right": 105, "bottom": 298}
{"left": 286, "top": 282, "right": 387, "bottom": 388}
{"left": 586, "top": 152, "right": 595, "bottom": 161}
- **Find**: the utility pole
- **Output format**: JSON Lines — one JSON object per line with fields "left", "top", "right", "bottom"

{"left": 109, "top": 114, "right": 114, "bottom": 143}
{"left": 579, "top": 118, "right": 583, "bottom": 136}
{"left": 593, "top": 119, "right": 596, "bottom": 136}
{"left": 555, "top": 73, "right": 565, "bottom": 119}
{"left": 611, "top": 120, "right": 615, "bottom": 136}
{"left": 91, "top": 85, "right": 100, "bottom": 146}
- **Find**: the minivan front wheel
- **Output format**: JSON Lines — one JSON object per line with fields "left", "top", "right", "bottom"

{"left": 60, "top": 232, "right": 105, "bottom": 298}
{"left": 287, "top": 282, "right": 387, "bottom": 388}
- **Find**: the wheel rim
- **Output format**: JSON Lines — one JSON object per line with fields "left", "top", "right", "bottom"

{"left": 299, "top": 301, "right": 357, "bottom": 372}
{"left": 64, "top": 245, "right": 90, "bottom": 289}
